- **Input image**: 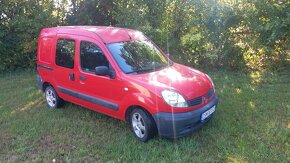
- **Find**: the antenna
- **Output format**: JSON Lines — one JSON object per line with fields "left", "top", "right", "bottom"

{"left": 124, "top": 29, "right": 132, "bottom": 40}
{"left": 128, "top": 33, "right": 132, "bottom": 40}
{"left": 167, "top": 33, "right": 169, "bottom": 55}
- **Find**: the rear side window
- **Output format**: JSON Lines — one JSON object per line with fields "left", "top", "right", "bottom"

{"left": 39, "top": 37, "right": 53, "bottom": 63}
{"left": 80, "top": 41, "right": 109, "bottom": 72}
{"left": 55, "top": 39, "right": 75, "bottom": 69}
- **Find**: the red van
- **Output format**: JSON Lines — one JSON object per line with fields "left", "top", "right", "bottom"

{"left": 37, "top": 26, "right": 218, "bottom": 142}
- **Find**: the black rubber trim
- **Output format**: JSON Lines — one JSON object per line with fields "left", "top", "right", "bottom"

{"left": 37, "top": 64, "right": 53, "bottom": 71}
{"left": 92, "top": 32, "right": 106, "bottom": 44}
{"left": 56, "top": 86, "right": 118, "bottom": 110}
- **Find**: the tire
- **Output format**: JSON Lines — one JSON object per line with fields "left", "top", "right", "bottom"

{"left": 44, "top": 86, "right": 64, "bottom": 109}
{"left": 130, "top": 108, "right": 157, "bottom": 142}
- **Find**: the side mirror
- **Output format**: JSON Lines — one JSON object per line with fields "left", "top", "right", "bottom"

{"left": 95, "top": 66, "right": 115, "bottom": 79}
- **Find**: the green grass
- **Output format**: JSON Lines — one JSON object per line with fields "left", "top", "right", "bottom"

{"left": 0, "top": 70, "right": 289, "bottom": 162}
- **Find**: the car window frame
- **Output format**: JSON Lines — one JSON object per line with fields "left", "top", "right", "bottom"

{"left": 55, "top": 38, "right": 76, "bottom": 69}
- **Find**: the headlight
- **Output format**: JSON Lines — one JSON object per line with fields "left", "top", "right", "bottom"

{"left": 161, "top": 90, "right": 188, "bottom": 108}
{"left": 206, "top": 74, "right": 214, "bottom": 87}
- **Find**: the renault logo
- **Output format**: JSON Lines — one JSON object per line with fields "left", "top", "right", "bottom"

{"left": 203, "top": 96, "right": 207, "bottom": 103}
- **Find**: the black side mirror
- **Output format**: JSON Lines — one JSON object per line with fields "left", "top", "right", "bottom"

{"left": 95, "top": 66, "right": 115, "bottom": 79}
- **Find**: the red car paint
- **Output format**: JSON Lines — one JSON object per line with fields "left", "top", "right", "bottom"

{"left": 37, "top": 26, "right": 216, "bottom": 126}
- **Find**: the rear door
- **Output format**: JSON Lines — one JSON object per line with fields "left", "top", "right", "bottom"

{"left": 53, "top": 35, "right": 78, "bottom": 102}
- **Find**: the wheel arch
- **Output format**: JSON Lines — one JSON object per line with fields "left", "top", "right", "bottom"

{"left": 121, "top": 93, "right": 157, "bottom": 122}
{"left": 42, "top": 82, "right": 52, "bottom": 92}
{"left": 125, "top": 105, "right": 155, "bottom": 123}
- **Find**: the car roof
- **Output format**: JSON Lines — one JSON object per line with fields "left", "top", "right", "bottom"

{"left": 40, "top": 26, "right": 148, "bottom": 44}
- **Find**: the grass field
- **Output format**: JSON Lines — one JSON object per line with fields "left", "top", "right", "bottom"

{"left": 0, "top": 70, "right": 289, "bottom": 162}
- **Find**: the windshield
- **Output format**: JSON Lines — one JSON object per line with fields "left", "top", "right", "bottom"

{"left": 107, "top": 40, "right": 170, "bottom": 74}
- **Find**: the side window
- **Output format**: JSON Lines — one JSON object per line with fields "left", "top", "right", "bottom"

{"left": 55, "top": 38, "right": 75, "bottom": 69}
{"left": 80, "top": 41, "right": 109, "bottom": 72}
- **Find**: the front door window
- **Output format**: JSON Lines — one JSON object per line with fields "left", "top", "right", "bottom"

{"left": 80, "top": 41, "right": 109, "bottom": 73}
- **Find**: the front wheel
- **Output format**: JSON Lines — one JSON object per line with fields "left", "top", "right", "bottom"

{"left": 130, "top": 108, "right": 157, "bottom": 142}
{"left": 44, "top": 86, "right": 64, "bottom": 109}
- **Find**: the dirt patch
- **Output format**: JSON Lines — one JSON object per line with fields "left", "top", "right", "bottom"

{"left": 37, "top": 135, "right": 54, "bottom": 148}
{"left": 0, "top": 131, "right": 15, "bottom": 152}
{"left": 26, "top": 134, "right": 80, "bottom": 161}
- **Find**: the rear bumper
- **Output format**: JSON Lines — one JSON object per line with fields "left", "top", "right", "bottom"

{"left": 152, "top": 96, "right": 219, "bottom": 139}
{"left": 37, "top": 74, "right": 43, "bottom": 91}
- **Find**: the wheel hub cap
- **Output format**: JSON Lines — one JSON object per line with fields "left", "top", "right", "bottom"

{"left": 46, "top": 89, "right": 56, "bottom": 107}
{"left": 132, "top": 113, "right": 145, "bottom": 138}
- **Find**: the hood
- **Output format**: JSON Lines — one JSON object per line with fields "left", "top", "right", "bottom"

{"left": 125, "top": 63, "right": 212, "bottom": 100}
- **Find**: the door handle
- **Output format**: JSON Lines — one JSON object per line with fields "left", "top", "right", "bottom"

{"left": 69, "top": 73, "right": 75, "bottom": 81}
{"left": 79, "top": 75, "right": 86, "bottom": 81}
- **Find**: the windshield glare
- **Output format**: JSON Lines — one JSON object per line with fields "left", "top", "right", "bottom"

{"left": 107, "top": 40, "right": 169, "bottom": 74}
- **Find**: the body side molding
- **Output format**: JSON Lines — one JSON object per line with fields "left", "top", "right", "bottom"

{"left": 37, "top": 64, "right": 53, "bottom": 71}
{"left": 57, "top": 86, "right": 119, "bottom": 111}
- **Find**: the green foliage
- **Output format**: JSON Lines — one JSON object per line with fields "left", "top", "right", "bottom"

{"left": 66, "top": 0, "right": 115, "bottom": 25}
{"left": 0, "top": 0, "right": 289, "bottom": 71}
{"left": 0, "top": 0, "right": 57, "bottom": 71}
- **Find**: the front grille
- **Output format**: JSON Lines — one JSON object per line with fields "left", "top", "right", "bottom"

{"left": 187, "top": 88, "right": 214, "bottom": 107}
{"left": 187, "top": 96, "right": 202, "bottom": 107}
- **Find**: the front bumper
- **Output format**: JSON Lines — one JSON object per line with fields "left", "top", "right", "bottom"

{"left": 152, "top": 96, "right": 219, "bottom": 138}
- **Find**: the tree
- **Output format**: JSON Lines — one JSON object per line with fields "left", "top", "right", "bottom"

{"left": 0, "top": 0, "right": 57, "bottom": 71}
{"left": 0, "top": 0, "right": 289, "bottom": 71}
{"left": 66, "top": 0, "right": 115, "bottom": 25}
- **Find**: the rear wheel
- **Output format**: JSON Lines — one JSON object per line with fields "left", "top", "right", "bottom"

{"left": 44, "top": 86, "right": 64, "bottom": 109}
{"left": 130, "top": 108, "right": 157, "bottom": 142}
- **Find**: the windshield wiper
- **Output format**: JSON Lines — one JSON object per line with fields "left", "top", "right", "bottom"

{"left": 126, "top": 63, "right": 171, "bottom": 74}
{"left": 126, "top": 68, "right": 156, "bottom": 74}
